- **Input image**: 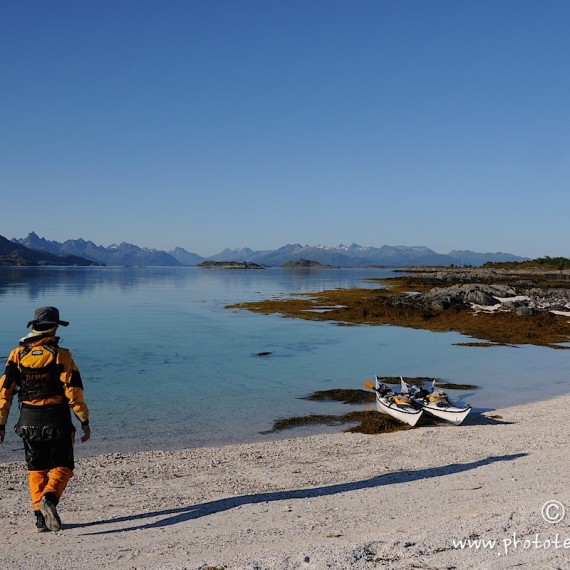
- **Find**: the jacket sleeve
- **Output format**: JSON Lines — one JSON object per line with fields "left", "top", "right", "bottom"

{"left": 58, "top": 348, "right": 90, "bottom": 426}
{"left": 0, "top": 348, "right": 21, "bottom": 427}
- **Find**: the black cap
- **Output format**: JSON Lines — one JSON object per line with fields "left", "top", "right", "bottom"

{"left": 27, "top": 306, "right": 70, "bottom": 328}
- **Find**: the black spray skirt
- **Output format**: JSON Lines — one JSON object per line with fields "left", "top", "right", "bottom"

{"left": 15, "top": 403, "right": 75, "bottom": 441}
{"left": 15, "top": 404, "right": 76, "bottom": 470}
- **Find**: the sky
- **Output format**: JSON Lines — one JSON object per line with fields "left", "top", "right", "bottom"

{"left": 1, "top": 1, "right": 569, "bottom": 258}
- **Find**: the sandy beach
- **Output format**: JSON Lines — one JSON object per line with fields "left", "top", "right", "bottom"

{"left": 1, "top": 395, "right": 569, "bottom": 570}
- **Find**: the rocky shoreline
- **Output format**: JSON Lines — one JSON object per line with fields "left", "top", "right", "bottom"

{"left": 228, "top": 266, "right": 570, "bottom": 346}
{"left": 389, "top": 268, "right": 570, "bottom": 315}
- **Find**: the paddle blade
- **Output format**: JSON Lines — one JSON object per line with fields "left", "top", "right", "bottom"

{"left": 364, "top": 380, "right": 374, "bottom": 390}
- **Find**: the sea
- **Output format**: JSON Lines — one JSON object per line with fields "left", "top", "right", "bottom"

{"left": 1, "top": 266, "right": 569, "bottom": 462}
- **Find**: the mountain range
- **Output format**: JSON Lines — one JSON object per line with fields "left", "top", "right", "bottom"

{"left": 0, "top": 234, "right": 100, "bottom": 266}
{"left": 5, "top": 232, "right": 529, "bottom": 267}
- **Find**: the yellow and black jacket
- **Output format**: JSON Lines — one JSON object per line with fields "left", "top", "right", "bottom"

{"left": 0, "top": 335, "right": 89, "bottom": 430}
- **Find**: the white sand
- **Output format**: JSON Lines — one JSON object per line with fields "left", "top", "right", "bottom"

{"left": 1, "top": 395, "right": 569, "bottom": 570}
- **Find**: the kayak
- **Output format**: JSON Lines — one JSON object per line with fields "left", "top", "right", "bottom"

{"left": 400, "top": 377, "right": 471, "bottom": 426}
{"left": 364, "top": 376, "right": 423, "bottom": 427}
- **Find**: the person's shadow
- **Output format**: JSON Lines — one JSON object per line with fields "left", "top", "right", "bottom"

{"left": 70, "top": 452, "right": 527, "bottom": 535}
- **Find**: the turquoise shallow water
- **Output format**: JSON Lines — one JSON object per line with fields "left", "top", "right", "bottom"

{"left": 1, "top": 266, "right": 569, "bottom": 462}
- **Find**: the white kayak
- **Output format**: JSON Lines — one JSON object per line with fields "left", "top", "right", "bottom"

{"left": 364, "top": 376, "right": 423, "bottom": 427}
{"left": 400, "top": 377, "right": 471, "bottom": 426}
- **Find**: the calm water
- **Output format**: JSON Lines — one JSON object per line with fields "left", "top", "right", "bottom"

{"left": 1, "top": 266, "right": 569, "bottom": 462}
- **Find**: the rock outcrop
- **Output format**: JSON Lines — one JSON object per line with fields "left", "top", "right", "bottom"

{"left": 282, "top": 258, "right": 333, "bottom": 268}
{"left": 401, "top": 278, "right": 570, "bottom": 315}
{"left": 197, "top": 260, "right": 265, "bottom": 269}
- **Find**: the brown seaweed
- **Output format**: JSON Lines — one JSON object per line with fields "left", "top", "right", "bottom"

{"left": 268, "top": 410, "right": 411, "bottom": 435}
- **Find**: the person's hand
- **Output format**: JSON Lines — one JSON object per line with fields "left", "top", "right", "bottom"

{"left": 0, "top": 426, "right": 5, "bottom": 443}
{"left": 80, "top": 425, "right": 91, "bottom": 443}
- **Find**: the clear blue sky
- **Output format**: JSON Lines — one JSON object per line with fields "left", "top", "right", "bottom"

{"left": 1, "top": 1, "right": 568, "bottom": 258}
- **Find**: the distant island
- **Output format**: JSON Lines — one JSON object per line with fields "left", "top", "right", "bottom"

{"left": 197, "top": 260, "right": 265, "bottom": 269}
{"left": 282, "top": 258, "right": 333, "bottom": 268}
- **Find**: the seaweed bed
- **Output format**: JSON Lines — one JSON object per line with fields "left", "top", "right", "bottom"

{"left": 268, "top": 381, "right": 477, "bottom": 435}
{"left": 300, "top": 388, "right": 375, "bottom": 404}
{"left": 267, "top": 410, "right": 414, "bottom": 435}
{"left": 227, "top": 272, "right": 570, "bottom": 347}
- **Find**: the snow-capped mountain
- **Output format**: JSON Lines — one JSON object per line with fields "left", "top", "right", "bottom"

{"left": 10, "top": 233, "right": 528, "bottom": 267}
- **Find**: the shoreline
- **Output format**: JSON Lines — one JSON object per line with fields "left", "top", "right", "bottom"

{"left": 1, "top": 393, "right": 569, "bottom": 569}
{"left": 3, "top": 379, "right": 570, "bottom": 465}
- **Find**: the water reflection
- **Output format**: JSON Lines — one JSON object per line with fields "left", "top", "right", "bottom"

{"left": 0, "top": 266, "right": 392, "bottom": 300}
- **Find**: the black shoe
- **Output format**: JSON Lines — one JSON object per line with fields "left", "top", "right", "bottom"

{"left": 39, "top": 493, "right": 62, "bottom": 532}
{"left": 35, "top": 511, "right": 49, "bottom": 533}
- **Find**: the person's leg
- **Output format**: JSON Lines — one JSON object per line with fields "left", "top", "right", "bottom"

{"left": 39, "top": 432, "right": 75, "bottom": 531}
{"left": 28, "top": 469, "right": 49, "bottom": 511}
{"left": 28, "top": 469, "right": 50, "bottom": 532}
{"left": 45, "top": 431, "right": 75, "bottom": 499}
{"left": 22, "top": 438, "right": 51, "bottom": 531}
{"left": 43, "top": 466, "right": 73, "bottom": 501}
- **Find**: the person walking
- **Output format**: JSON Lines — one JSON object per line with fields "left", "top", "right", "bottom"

{"left": 0, "top": 306, "right": 90, "bottom": 532}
